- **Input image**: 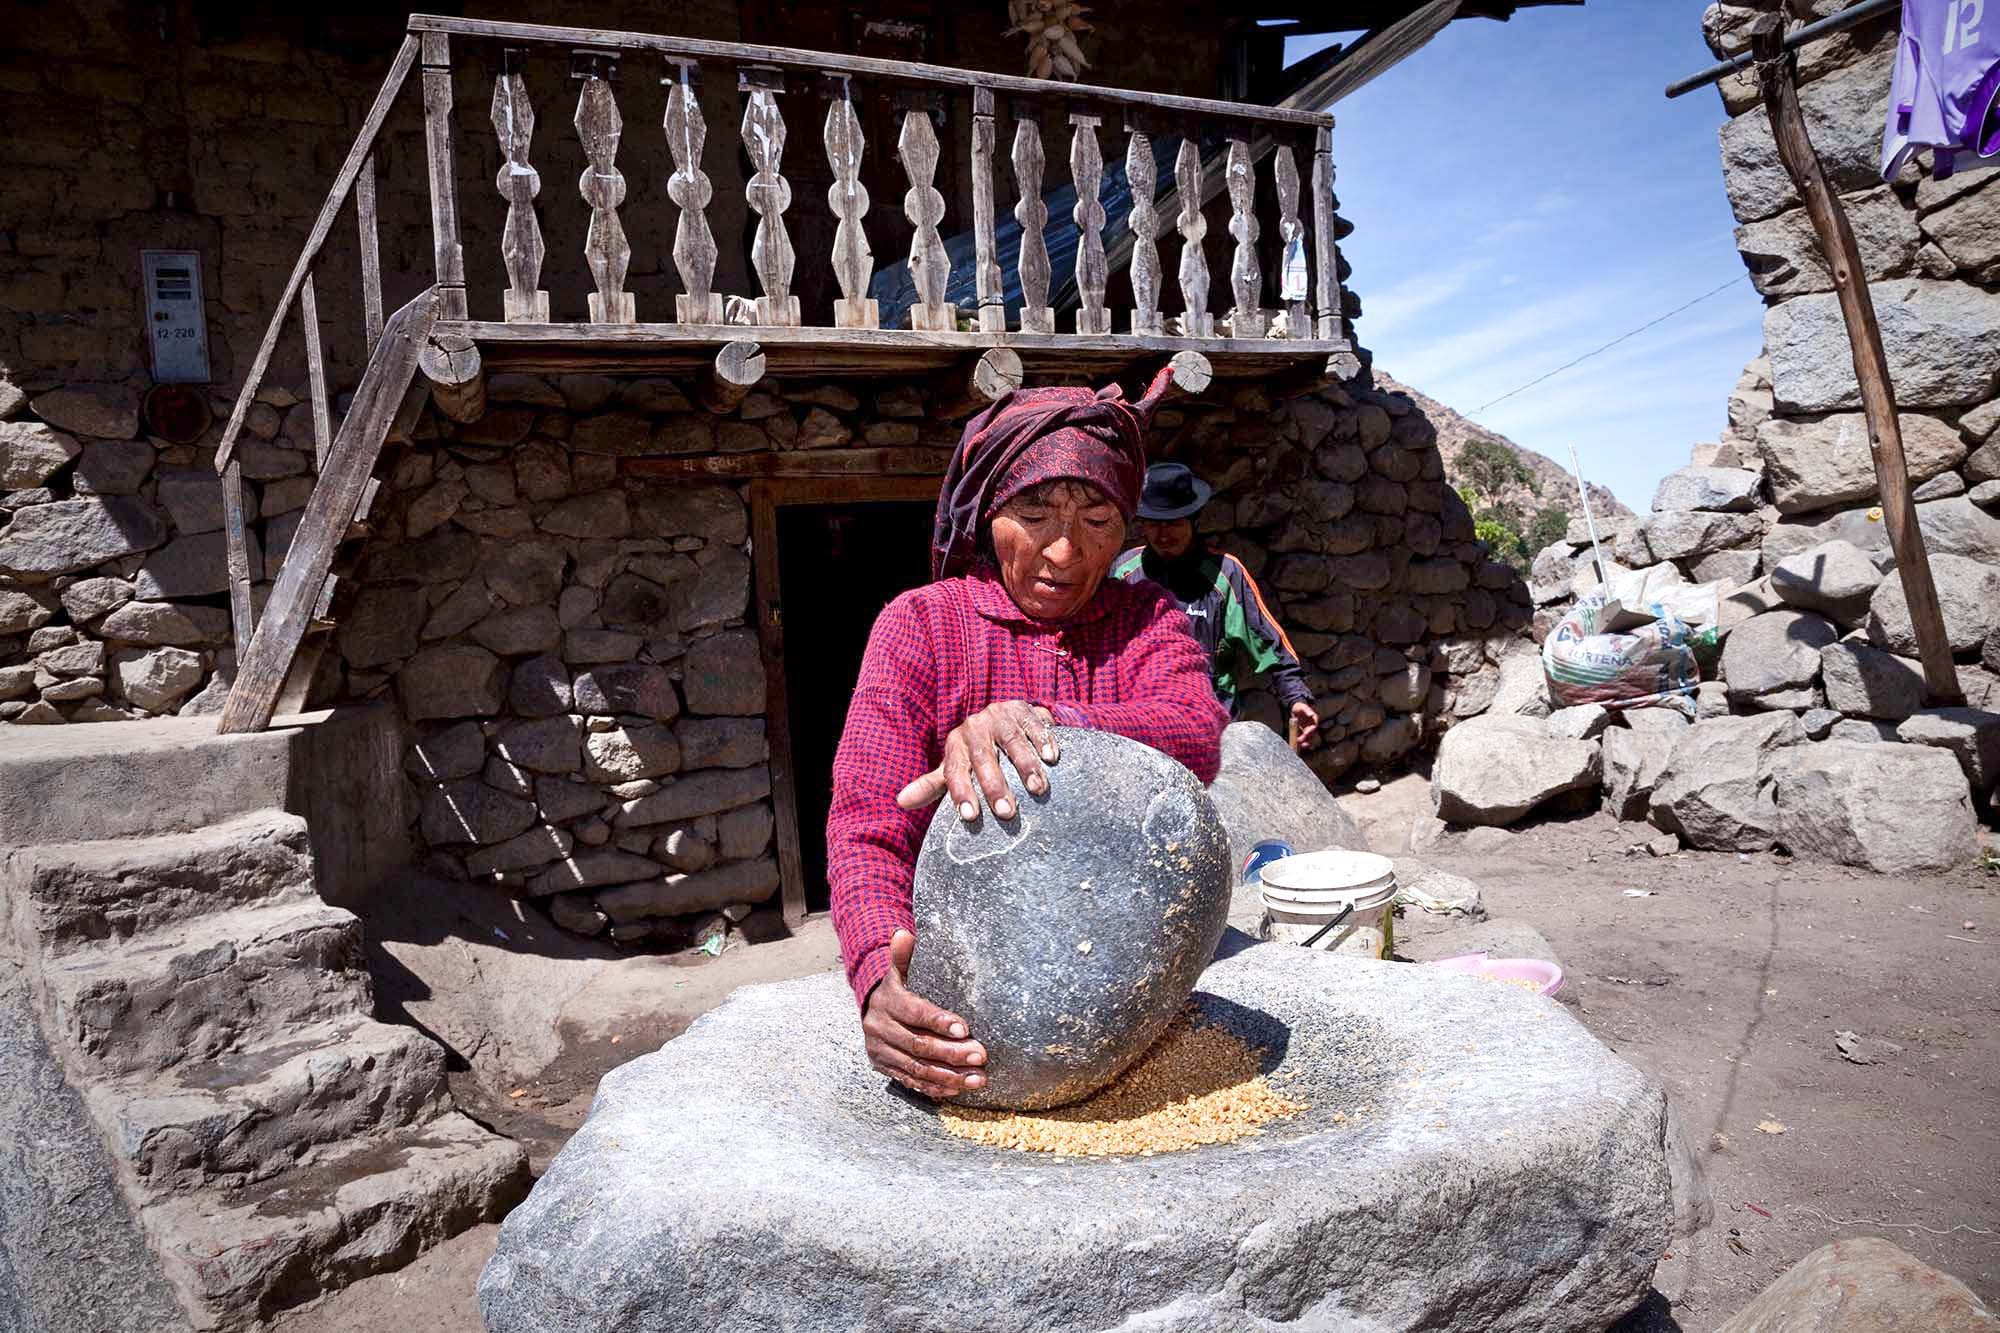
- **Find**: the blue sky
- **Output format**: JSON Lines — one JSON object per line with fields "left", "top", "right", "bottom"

{"left": 1290, "top": 2, "right": 1764, "bottom": 513}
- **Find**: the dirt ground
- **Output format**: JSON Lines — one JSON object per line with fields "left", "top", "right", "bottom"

{"left": 277, "top": 778, "right": 1999, "bottom": 1332}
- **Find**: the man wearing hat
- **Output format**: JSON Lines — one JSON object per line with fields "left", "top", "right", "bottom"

{"left": 1114, "top": 462, "right": 1319, "bottom": 751}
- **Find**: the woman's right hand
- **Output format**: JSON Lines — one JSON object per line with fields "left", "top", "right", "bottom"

{"left": 895, "top": 699, "right": 1058, "bottom": 822}
{"left": 862, "top": 930, "right": 988, "bottom": 1100}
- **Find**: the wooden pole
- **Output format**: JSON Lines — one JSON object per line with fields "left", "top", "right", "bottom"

{"left": 1752, "top": 16, "right": 1961, "bottom": 705}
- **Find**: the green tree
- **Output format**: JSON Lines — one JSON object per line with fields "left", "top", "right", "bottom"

{"left": 1455, "top": 437, "right": 1539, "bottom": 499}
{"left": 1525, "top": 506, "right": 1571, "bottom": 554}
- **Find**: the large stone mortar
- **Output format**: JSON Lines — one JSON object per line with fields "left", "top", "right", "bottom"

{"left": 905, "top": 726, "right": 1232, "bottom": 1110}
{"left": 478, "top": 944, "right": 1675, "bottom": 1332}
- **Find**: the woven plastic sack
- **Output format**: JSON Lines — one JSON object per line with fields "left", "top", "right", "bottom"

{"left": 1541, "top": 591, "right": 1714, "bottom": 716}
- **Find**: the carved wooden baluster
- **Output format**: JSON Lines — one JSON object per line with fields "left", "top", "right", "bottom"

{"left": 663, "top": 60, "right": 724, "bottom": 326}
{"left": 1312, "top": 123, "right": 1343, "bottom": 341}
{"left": 1174, "top": 138, "right": 1213, "bottom": 337}
{"left": 1124, "top": 118, "right": 1162, "bottom": 336}
{"left": 1013, "top": 111, "right": 1055, "bottom": 334}
{"left": 492, "top": 49, "right": 549, "bottom": 322}
{"left": 1070, "top": 111, "right": 1110, "bottom": 335}
{"left": 741, "top": 68, "right": 801, "bottom": 326}
{"left": 1225, "top": 135, "right": 1262, "bottom": 338}
{"left": 970, "top": 87, "right": 1005, "bottom": 333}
{"left": 900, "top": 99, "right": 953, "bottom": 333}
{"left": 573, "top": 52, "right": 635, "bottom": 323}
{"left": 824, "top": 74, "right": 877, "bottom": 329}
{"left": 1273, "top": 143, "right": 1309, "bottom": 339}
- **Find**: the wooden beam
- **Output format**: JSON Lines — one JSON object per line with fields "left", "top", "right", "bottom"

{"left": 406, "top": 15, "right": 1332, "bottom": 129}
{"left": 697, "top": 339, "right": 766, "bottom": 413}
{"left": 300, "top": 273, "right": 333, "bottom": 470}
{"left": 929, "top": 347, "right": 1024, "bottom": 421}
{"left": 1753, "top": 16, "right": 1960, "bottom": 705}
{"left": 215, "top": 34, "right": 419, "bottom": 473}
{"left": 419, "top": 330, "right": 487, "bottom": 423}
{"left": 218, "top": 288, "right": 442, "bottom": 734}
{"left": 221, "top": 459, "right": 255, "bottom": 660}
{"left": 1162, "top": 349, "right": 1212, "bottom": 399}
{"left": 623, "top": 447, "right": 952, "bottom": 480}
{"left": 748, "top": 482, "right": 808, "bottom": 928}
{"left": 422, "top": 32, "right": 469, "bottom": 322}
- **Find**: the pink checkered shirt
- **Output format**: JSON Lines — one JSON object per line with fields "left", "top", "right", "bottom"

{"left": 827, "top": 567, "right": 1229, "bottom": 1010}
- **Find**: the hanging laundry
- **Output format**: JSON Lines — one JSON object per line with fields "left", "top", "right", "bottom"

{"left": 1882, "top": 0, "right": 2000, "bottom": 179}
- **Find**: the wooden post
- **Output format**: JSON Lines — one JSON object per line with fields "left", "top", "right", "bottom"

{"left": 356, "top": 152, "right": 385, "bottom": 352}
{"left": 1012, "top": 109, "right": 1055, "bottom": 334}
{"left": 421, "top": 32, "right": 468, "bottom": 321}
{"left": 740, "top": 67, "right": 801, "bottom": 326}
{"left": 899, "top": 97, "right": 954, "bottom": 333}
{"left": 1753, "top": 16, "right": 1960, "bottom": 704}
{"left": 575, "top": 50, "right": 636, "bottom": 324}
{"left": 823, "top": 74, "right": 878, "bottom": 329}
{"left": 492, "top": 49, "right": 551, "bottom": 322}
{"left": 664, "top": 59, "right": 726, "bottom": 326}
{"left": 1124, "top": 114, "right": 1163, "bottom": 336}
{"left": 1069, "top": 110, "right": 1111, "bottom": 335}
{"left": 299, "top": 272, "right": 332, "bottom": 469}
{"left": 1310, "top": 124, "right": 1341, "bottom": 342}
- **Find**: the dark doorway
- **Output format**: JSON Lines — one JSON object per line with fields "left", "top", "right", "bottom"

{"left": 775, "top": 500, "right": 935, "bottom": 911}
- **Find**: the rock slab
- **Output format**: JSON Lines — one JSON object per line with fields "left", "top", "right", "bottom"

{"left": 1773, "top": 741, "right": 1976, "bottom": 874}
{"left": 1433, "top": 714, "right": 1601, "bottom": 827}
{"left": 1714, "top": 1237, "right": 1995, "bottom": 1333}
{"left": 906, "top": 727, "right": 1231, "bottom": 1110}
{"left": 478, "top": 944, "right": 1675, "bottom": 1333}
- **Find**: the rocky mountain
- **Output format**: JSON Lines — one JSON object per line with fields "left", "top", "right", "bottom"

{"left": 1375, "top": 372, "right": 1634, "bottom": 549}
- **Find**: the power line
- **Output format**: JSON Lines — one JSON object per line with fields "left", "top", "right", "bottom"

{"left": 1468, "top": 274, "right": 1749, "bottom": 417}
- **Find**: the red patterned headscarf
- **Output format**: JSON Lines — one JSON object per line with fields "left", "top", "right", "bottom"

{"left": 931, "top": 365, "right": 1176, "bottom": 580}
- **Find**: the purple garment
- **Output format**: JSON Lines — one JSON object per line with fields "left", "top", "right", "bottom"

{"left": 1883, "top": 0, "right": 2000, "bottom": 180}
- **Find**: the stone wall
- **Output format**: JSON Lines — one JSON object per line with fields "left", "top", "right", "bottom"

{"left": 312, "top": 371, "right": 1525, "bottom": 943}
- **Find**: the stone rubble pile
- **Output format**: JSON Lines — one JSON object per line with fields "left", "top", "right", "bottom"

{"left": 1454, "top": 5, "right": 2000, "bottom": 876}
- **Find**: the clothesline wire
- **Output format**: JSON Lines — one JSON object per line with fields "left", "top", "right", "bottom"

{"left": 1467, "top": 274, "right": 1750, "bottom": 418}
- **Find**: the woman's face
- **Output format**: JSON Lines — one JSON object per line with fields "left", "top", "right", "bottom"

{"left": 989, "top": 480, "right": 1126, "bottom": 621}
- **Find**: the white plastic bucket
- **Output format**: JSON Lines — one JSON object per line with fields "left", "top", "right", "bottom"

{"left": 1259, "top": 850, "right": 1397, "bottom": 959}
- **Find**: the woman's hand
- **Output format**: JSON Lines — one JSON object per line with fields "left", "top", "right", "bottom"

{"left": 863, "top": 930, "right": 988, "bottom": 1099}
{"left": 1290, "top": 700, "right": 1320, "bottom": 751}
{"left": 896, "top": 700, "right": 1059, "bottom": 822}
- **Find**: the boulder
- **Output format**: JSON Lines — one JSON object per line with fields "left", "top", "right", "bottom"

{"left": 0, "top": 497, "right": 167, "bottom": 576}
{"left": 1800, "top": 707, "right": 1841, "bottom": 740}
{"left": 30, "top": 385, "right": 138, "bottom": 438}
{"left": 1692, "top": 547, "right": 1760, "bottom": 587}
{"left": 478, "top": 944, "right": 1676, "bottom": 1333}
{"left": 615, "top": 769, "right": 771, "bottom": 828}
{"left": 1546, "top": 704, "right": 1612, "bottom": 740}
{"left": 1649, "top": 712, "right": 1806, "bottom": 851}
{"left": 398, "top": 645, "right": 505, "bottom": 720}
{"left": 508, "top": 654, "right": 573, "bottom": 718}
{"left": 1866, "top": 552, "right": 2000, "bottom": 654}
{"left": 1896, "top": 708, "right": 2000, "bottom": 792}
{"left": 595, "top": 856, "right": 781, "bottom": 919}
{"left": 676, "top": 718, "right": 768, "bottom": 770}
{"left": 632, "top": 485, "right": 748, "bottom": 545}
{"left": 1772, "top": 741, "right": 1975, "bottom": 873}
{"left": 0, "top": 420, "right": 80, "bottom": 489}
{"left": 1721, "top": 610, "right": 1836, "bottom": 709}
{"left": 1624, "top": 511, "right": 1764, "bottom": 564}
{"left": 1717, "top": 45, "right": 1900, "bottom": 223}
{"left": 1820, "top": 642, "right": 1927, "bottom": 720}
{"left": 420, "top": 779, "right": 538, "bottom": 847}
{"left": 70, "top": 439, "right": 154, "bottom": 496}
{"left": 1766, "top": 280, "right": 2000, "bottom": 412}
{"left": 683, "top": 630, "right": 765, "bottom": 716}
{"left": 1489, "top": 644, "right": 1552, "bottom": 719}
{"left": 405, "top": 722, "right": 487, "bottom": 783}
{"left": 1767, "top": 539, "right": 1883, "bottom": 626}
{"left": 1734, "top": 186, "right": 1921, "bottom": 298}
{"left": 1602, "top": 727, "right": 1678, "bottom": 822}
{"left": 1756, "top": 412, "right": 1965, "bottom": 513}
{"left": 97, "top": 600, "right": 230, "bottom": 647}
{"left": 572, "top": 663, "right": 679, "bottom": 720}
{"left": 906, "top": 728, "right": 1230, "bottom": 1110}
{"left": 1713, "top": 1237, "right": 1995, "bottom": 1333}
{"left": 0, "top": 585, "right": 58, "bottom": 635}
{"left": 494, "top": 716, "right": 584, "bottom": 775}
{"left": 1432, "top": 714, "right": 1601, "bottom": 827}
{"left": 1650, "top": 466, "right": 1761, "bottom": 513}
{"left": 1718, "top": 575, "right": 1784, "bottom": 636}
{"left": 582, "top": 724, "right": 681, "bottom": 783}
{"left": 134, "top": 529, "right": 259, "bottom": 600}
{"left": 1923, "top": 173, "right": 2000, "bottom": 282}
{"left": 109, "top": 647, "right": 203, "bottom": 714}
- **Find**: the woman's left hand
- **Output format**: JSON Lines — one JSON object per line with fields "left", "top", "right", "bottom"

{"left": 897, "top": 700, "right": 1059, "bottom": 822}
{"left": 1290, "top": 700, "right": 1320, "bottom": 751}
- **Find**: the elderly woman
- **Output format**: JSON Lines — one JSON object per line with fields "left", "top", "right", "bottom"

{"left": 827, "top": 369, "right": 1231, "bottom": 1101}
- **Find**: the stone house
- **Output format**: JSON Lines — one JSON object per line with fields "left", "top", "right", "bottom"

{"left": 0, "top": 2, "right": 1554, "bottom": 949}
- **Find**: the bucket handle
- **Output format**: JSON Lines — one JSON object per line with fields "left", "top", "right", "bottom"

{"left": 1299, "top": 901, "right": 1357, "bottom": 949}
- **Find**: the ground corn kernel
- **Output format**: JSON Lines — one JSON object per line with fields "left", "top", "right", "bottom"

{"left": 938, "top": 1010, "right": 1308, "bottom": 1157}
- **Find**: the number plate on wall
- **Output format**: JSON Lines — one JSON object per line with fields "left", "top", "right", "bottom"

{"left": 142, "top": 249, "right": 211, "bottom": 384}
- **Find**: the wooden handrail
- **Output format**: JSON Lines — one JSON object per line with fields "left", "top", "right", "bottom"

{"left": 213, "top": 33, "right": 420, "bottom": 474}
{"left": 407, "top": 14, "right": 1331, "bottom": 130}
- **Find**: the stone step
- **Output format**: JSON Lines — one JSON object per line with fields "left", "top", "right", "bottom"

{"left": 2, "top": 810, "right": 316, "bottom": 952}
{"left": 0, "top": 714, "right": 306, "bottom": 848}
{"left": 89, "top": 1018, "right": 450, "bottom": 1195}
{"left": 40, "top": 900, "right": 372, "bottom": 1079}
{"left": 143, "top": 1110, "right": 529, "bottom": 1332}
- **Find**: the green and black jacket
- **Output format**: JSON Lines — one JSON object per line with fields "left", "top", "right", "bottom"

{"left": 1113, "top": 545, "right": 1313, "bottom": 715}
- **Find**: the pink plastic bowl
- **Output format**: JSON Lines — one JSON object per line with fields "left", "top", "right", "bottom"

{"left": 1428, "top": 952, "right": 1564, "bottom": 998}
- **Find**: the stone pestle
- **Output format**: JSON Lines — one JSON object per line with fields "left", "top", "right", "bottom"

{"left": 906, "top": 726, "right": 1232, "bottom": 1110}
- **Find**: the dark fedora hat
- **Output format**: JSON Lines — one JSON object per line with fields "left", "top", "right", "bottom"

{"left": 1136, "top": 462, "right": 1213, "bottom": 521}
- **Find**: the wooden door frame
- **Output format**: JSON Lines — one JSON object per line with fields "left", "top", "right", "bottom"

{"left": 750, "top": 475, "right": 943, "bottom": 926}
